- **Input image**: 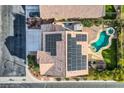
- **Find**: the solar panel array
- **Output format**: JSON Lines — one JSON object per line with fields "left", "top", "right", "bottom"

{"left": 45, "top": 34, "right": 62, "bottom": 56}
{"left": 67, "top": 34, "right": 87, "bottom": 71}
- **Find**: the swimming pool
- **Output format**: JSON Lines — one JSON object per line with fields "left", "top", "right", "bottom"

{"left": 90, "top": 27, "right": 115, "bottom": 52}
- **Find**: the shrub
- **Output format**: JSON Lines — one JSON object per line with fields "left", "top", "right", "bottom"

{"left": 55, "top": 78, "right": 61, "bottom": 81}
{"left": 65, "top": 78, "right": 70, "bottom": 81}
{"left": 118, "top": 59, "right": 124, "bottom": 68}
{"left": 85, "top": 67, "right": 124, "bottom": 81}
{"left": 73, "top": 77, "right": 80, "bottom": 81}
{"left": 94, "top": 19, "right": 102, "bottom": 26}
{"left": 83, "top": 77, "right": 87, "bottom": 80}
{"left": 81, "top": 19, "right": 93, "bottom": 27}
{"left": 27, "top": 55, "right": 39, "bottom": 72}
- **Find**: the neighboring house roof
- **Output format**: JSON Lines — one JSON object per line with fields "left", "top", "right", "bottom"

{"left": 40, "top": 5, "right": 105, "bottom": 19}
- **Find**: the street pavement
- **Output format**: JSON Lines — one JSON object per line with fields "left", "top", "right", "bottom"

{"left": 0, "top": 82, "right": 124, "bottom": 88}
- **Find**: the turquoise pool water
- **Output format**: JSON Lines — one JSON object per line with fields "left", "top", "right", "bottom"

{"left": 91, "top": 27, "right": 114, "bottom": 52}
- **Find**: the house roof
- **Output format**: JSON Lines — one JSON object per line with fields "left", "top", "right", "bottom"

{"left": 40, "top": 5, "right": 105, "bottom": 19}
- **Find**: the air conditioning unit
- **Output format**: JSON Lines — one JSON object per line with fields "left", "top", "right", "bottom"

{"left": 74, "top": 23, "right": 82, "bottom": 31}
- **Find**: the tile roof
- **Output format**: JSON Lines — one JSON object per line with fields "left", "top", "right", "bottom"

{"left": 40, "top": 5, "right": 105, "bottom": 19}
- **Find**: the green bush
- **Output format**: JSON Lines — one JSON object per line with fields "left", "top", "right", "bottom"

{"left": 83, "top": 77, "right": 87, "bottom": 80}
{"left": 73, "top": 77, "right": 80, "bottom": 81}
{"left": 81, "top": 19, "right": 93, "bottom": 27}
{"left": 104, "top": 5, "right": 117, "bottom": 19}
{"left": 106, "top": 5, "right": 116, "bottom": 12}
{"left": 27, "top": 55, "right": 39, "bottom": 72}
{"left": 65, "top": 78, "right": 70, "bottom": 81}
{"left": 94, "top": 19, "right": 102, "bottom": 26}
{"left": 55, "top": 78, "right": 61, "bottom": 81}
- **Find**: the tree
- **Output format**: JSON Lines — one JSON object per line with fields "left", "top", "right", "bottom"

{"left": 104, "top": 5, "right": 117, "bottom": 19}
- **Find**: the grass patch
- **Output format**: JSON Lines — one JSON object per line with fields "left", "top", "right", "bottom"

{"left": 121, "top": 5, "right": 124, "bottom": 19}
{"left": 117, "top": 23, "right": 124, "bottom": 67}
{"left": 121, "top": 5, "right": 124, "bottom": 12}
{"left": 102, "top": 39, "right": 117, "bottom": 70}
{"left": 118, "top": 29, "right": 124, "bottom": 58}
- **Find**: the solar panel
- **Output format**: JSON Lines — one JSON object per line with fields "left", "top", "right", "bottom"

{"left": 76, "top": 34, "right": 87, "bottom": 41}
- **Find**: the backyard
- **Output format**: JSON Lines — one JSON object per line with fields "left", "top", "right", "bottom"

{"left": 84, "top": 21, "right": 124, "bottom": 81}
{"left": 86, "top": 39, "right": 117, "bottom": 80}
{"left": 85, "top": 38, "right": 124, "bottom": 81}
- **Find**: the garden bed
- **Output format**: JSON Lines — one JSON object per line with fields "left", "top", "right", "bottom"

{"left": 81, "top": 19, "right": 102, "bottom": 27}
